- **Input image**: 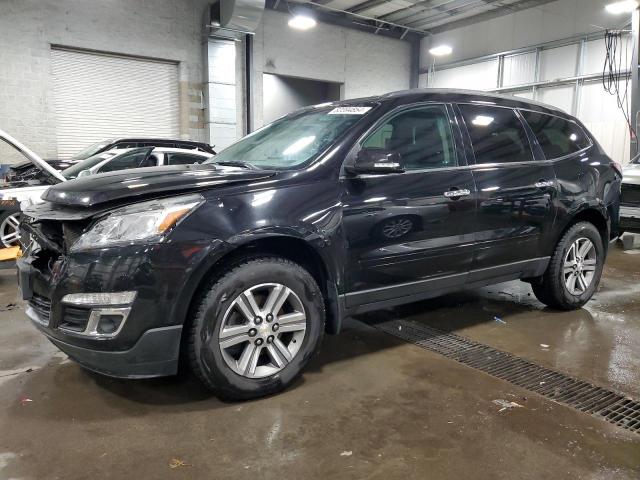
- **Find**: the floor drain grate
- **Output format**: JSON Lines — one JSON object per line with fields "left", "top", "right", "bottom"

{"left": 375, "top": 319, "right": 640, "bottom": 434}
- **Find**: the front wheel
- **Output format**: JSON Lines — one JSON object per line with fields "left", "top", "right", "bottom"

{"left": 187, "top": 257, "right": 325, "bottom": 400}
{"left": 531, "top": 222, "right": 604, "bottom": 310}
{"left": 0, "top": 211, "right": 21, "bottom": 248}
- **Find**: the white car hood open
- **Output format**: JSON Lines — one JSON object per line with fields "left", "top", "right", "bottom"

{"left": 0, "top": 128, "right": 66, "bottom": 183}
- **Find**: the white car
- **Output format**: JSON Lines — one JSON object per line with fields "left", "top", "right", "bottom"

{"left": 620, "top": 160, "right": 640, "bottom": 234}
{"left": 0, "top": 133, "right": 213, "bottom": 247}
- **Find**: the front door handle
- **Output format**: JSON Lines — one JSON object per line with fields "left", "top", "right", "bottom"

{"left": 444, "top": 188, "right": 471, "bottom": 199}
{"left": 535, "top": 179, "right": 554, "bottom": 189}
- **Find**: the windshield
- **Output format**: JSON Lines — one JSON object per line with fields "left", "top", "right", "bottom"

{"left": 71, "top": 140, "right": 112, "bottom": 160}
{"left": 62, "top": 151, "right": 118, "bottom": 178}
{"left": 205, "top": 105, "right": 375, "bottom": 169}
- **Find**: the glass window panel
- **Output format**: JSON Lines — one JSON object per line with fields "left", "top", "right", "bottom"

{"left": 522, "top": 111, "right": 590, "bottom": 159}
{"left": 503, "top": 52, "right": 536, "bottom": 87}
{"left": 361, "top": 105, "right": 457, "bottom": 170}
{"left": 539, "top": 44, "right": 579, "bottom": 81}
{"left": 460, "top": 105, "right": 533, "bottom": 164}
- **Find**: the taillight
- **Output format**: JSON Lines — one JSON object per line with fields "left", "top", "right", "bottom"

{"left": 612, "top": 160, "right": 623, "bottom": 177}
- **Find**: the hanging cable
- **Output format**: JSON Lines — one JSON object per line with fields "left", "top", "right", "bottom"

{"left": 602, "top": 29, "right": 638, "bottom": 157}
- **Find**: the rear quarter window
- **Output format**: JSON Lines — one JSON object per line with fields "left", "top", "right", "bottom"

{"left": 521, "top": 111, "right": 591, "bottom": 159}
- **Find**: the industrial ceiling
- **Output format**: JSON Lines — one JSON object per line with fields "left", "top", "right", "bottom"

{"left": 279, "top": 0, "right": 557, "bottom": 35}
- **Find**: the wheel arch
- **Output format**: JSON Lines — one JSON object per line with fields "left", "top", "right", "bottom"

{"left": 179, "top": 234, "right": 343, "bottom": 343}
{"left": 556, "top": 206, "right": 610, "bottom": 254}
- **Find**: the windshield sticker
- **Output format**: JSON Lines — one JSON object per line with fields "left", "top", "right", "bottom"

{"left": 328, "top": 107, "right": 372, "bottom": 115}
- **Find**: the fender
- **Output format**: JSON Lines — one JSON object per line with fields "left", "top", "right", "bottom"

{"left": 172, "top": 225, "right": 347, "bottom": 335}
{"left": 553, "top": 200, "right": 610, "bottom": 249}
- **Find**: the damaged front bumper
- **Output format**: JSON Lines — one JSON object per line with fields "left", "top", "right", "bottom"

{"left": 16, "top": 245, "right": 188, "bottom": 379}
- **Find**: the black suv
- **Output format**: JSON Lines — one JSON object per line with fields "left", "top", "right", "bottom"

{"left": 17, "top": 89, "right": 621, "bottom": 400}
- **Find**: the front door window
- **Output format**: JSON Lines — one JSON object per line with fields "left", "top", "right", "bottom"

{"left": 362, "top": 105, "right": 457, "bottom": 170}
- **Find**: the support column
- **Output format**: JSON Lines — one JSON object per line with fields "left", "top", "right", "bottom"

{"left": 631, "top": 8, "right": 640, "bottom": 159}
{"left": 409, "top": 38, "right": 421, "bottom": 89}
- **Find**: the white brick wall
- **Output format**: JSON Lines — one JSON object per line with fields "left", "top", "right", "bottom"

{"left": 0, "top": 0, "right": 209, "bottom": 163}
{"left": 0, "top": 2, "right": 413, "bottom": 163}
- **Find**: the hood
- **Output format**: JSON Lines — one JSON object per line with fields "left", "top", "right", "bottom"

{"left": 42, "top": 163, "right": 275, "bottom": 207}
{"left": 623, "top": 163, "right": 640, "bottom": 186}
{"left": 0, "top": 129, "right": 67, "bottom": 183}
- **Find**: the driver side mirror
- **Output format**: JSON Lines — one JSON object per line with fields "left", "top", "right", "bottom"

{"left": 77, "top": 169, "right": 91, "bottom": 178}
{"left": 345, "top": 148, "right": 404, "bottom": 175}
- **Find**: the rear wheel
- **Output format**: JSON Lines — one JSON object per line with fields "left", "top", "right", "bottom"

{"left": 187, "top": 257, "right": 325, "bottom": 400}
{"left": 531, "top": 222, "right": 604, "bottom": 310}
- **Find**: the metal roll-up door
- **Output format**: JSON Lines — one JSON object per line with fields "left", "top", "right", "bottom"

{"left": 51, "top": 48, "right": 179, "bottom": 158}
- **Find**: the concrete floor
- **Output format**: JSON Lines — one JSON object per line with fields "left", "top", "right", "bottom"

{"left": 1, "top": 244, "right": 639, "bottom": 480}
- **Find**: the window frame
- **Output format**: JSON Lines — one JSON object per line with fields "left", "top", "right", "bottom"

{"left": 341, "top": 101, "right": 469, "bottom": 177}
{"left": 455, "top": 102, "right": 539, "bottom": 167}
{"left": 517, "top": 108, "right": 594, "bottom": 161}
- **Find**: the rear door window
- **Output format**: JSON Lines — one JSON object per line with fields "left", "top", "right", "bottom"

{"left": 98, "top": 148, "right": 152, "bottom": 173}
{"left": 459, "top": 105, "right": 533, "bottom": 164}
{"left": 167, "top": 153, "right": 204, "bottom": 165}
{"left": 521, "top": 111, "right": 591, "bottom": 159}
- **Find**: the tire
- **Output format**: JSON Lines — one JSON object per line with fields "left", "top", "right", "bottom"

{"left": 532, "top": 221, "right": 604, "bottom": 310}
{"left": 187, "top": 256, "right": 325, "bottom": 400}
{"left": 0, "top": 210, "right": 21, "bottom": 248}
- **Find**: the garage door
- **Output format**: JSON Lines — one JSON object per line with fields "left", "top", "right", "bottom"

{"left": 51, "top": 48, "right": 179, "bottom": 158}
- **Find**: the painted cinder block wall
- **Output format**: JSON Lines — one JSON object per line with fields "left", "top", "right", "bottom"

{"left": 0, "top": 0, "right": 211, "bottom": 162}
{"left": 251, "top": 10, "right": 412, "bottom": 129}
{"left": 0, "top": 1, "right": 412, "bottom": 162}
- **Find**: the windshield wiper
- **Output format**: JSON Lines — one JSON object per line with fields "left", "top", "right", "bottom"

{"left": 214, "top": 160, "right": 260, "bottom": 170}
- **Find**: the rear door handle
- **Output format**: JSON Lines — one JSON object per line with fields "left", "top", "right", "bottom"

{"left": 444, "top": 188, "right": 471, "bottom": 199}
{"left": 535, "top": 180, "right": 554, "bottom": 189}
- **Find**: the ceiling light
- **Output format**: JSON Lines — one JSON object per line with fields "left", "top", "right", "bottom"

{"left": 429, "top": 45, "right": 453, "bottom": 56}
{"left": 472, "top": 115, "right": 494, "bottom": 127}
{"left": 605, "top": 0, "right": 638, "bottom": 14}
{"left": 288, "top": 14, "right": 317, "bottom": 30}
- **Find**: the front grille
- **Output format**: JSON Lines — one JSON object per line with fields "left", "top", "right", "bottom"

{"left": 621, "top": 183, "right": 640, "bottom": 206}
{"left": 59, "top": 306, "right": 91, "bottom": 332}
{"left": 375, "top": 319, "right": 640, "bottom": 434}
{"left": 28, "top": 294, "right": 51, "bottom": 326}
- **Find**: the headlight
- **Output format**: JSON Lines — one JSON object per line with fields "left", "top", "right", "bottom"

{"left": 70, "top": 194, "right": 205, "bottom": 252}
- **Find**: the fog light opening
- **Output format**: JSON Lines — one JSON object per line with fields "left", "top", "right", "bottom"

{"left": 96, "top": 314, "right": 124, "bottom": 335}
{"left": 79, "top": 307, "right": 132, "bottom": 338}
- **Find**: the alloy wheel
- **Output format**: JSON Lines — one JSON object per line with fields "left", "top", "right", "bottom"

{"left": 218, "top": 283, "right": 307, "bottom": 378}
{"left": 563, "top": 237, "right": 597, "bottom": 296}
{"left": 0, "top": 213, "right": 20, "bottom": 247}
